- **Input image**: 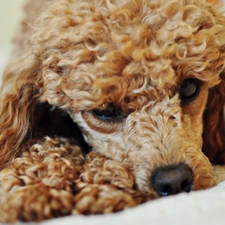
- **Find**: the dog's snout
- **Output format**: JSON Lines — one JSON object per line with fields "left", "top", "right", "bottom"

{"left": 151, "top": 163, "right": 193, "bottom": 197}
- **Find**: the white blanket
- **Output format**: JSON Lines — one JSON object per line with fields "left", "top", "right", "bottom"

{"left": 13, "top": 180, "right": 225, "bottom": 225}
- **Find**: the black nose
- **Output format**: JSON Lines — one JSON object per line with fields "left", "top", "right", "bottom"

{"left": 151, "top": 163, "right": 193, "bottom": 196}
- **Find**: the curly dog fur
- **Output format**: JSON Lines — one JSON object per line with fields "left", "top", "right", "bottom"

{"left": 1, "top": 0, "right": 225, "bottom": 222}
{"left": 0, "top": 137, "right": 145, "bottom": 221}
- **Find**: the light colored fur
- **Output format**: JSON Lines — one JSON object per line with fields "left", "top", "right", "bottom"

{"left": 1, "top": 0, "right": 225, "bottom": 222}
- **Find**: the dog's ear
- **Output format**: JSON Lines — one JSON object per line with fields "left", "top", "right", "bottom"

{"left": 202, "top": 73, "right": 225, "bottom": 164}
{"left": 0, "top": 52, "right": 41, "bottom": 170}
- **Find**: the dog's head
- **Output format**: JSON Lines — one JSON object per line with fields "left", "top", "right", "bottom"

{"left": 1, "top": 0, "right": 225, "bottom": 197}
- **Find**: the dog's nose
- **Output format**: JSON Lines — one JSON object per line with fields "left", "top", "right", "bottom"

{"left": 150, "top": 163, "right": 193, "bottom": 196}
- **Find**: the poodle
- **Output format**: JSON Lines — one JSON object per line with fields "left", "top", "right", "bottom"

{"left": 1, "top": 0, "right": 225, "bottom": 222}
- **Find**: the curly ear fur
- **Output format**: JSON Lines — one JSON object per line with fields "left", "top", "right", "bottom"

{"left": 0, "top": 52, "right": 41, "bottom": 170}
{"left": 203, "top": 74, "right": 225, "bottom": 164}
{"left": 0, "top": 51, "right": 89, "bottom": 170}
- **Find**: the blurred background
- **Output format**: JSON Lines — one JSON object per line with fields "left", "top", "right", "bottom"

{"left": 0, "top": 0, "right": 27, "bottom": 49}
{"left": 0, "top": 0, "right": 26, "bottom": 75}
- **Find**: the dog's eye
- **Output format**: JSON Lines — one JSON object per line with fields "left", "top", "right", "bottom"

{"left": 179, "top": 78, "right": 200, "bottom": 103}
{"left": 92, "top": 104, "right": 126, "bottom": 121}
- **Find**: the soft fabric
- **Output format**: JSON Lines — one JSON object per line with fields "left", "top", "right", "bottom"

{"left": 14, "top": 178, "right": 225, "bottom": 225}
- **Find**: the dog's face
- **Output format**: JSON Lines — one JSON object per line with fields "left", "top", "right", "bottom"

{"left": 70, "top": 66, "right": 213, "bottom": 196}
{"left": 35, "top": 0, "right": 225, "bottom": 196}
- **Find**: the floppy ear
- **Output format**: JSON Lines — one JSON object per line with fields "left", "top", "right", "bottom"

{"left": 0, "top": 52, "right": 41, "bottom": 170}
{"left": 202, "top": 74, "right": 225, "bottom": 164}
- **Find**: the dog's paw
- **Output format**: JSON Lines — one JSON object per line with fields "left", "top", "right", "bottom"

{"left": 0, "top": 183, "right": 74, "bottom": 222}
{"left": 73, "top": 184, "right": 137, "bottom": 214}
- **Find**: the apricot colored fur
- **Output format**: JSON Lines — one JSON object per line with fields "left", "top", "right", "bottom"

{"left": 0, "top": 0, "right": 225, "bottom": 222}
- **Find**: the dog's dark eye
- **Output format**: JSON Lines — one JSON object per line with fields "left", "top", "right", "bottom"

{"left": 92, "top": 104, "right": 126, "bottom": 121}
{"left": 179, "top": 78, "right": 200, "bottom": 103}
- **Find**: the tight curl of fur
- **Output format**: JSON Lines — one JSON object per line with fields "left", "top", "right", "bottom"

{"left": 0, "top": 137, "right": 147, "bottom": 222}
{"left": 1, "top": 0, "right": 225, "bottom": 222}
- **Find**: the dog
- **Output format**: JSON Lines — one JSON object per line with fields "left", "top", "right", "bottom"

{"left": 0, "top": 0, "right": 225, "bottom": 222}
